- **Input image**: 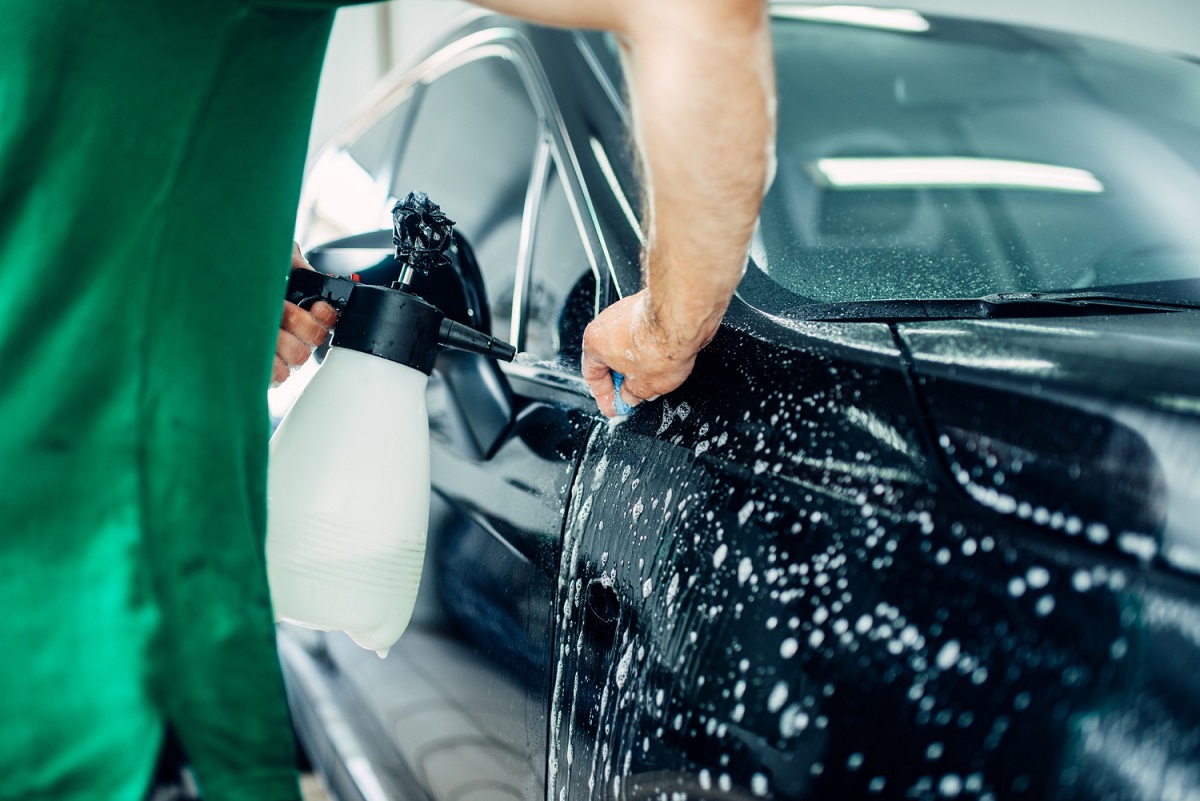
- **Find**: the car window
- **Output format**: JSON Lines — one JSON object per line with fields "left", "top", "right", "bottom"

{"left": 391, "top": 56, "right": 540, "bottom": 342}
{"left": 345, "top": 101, "right": 411, "bottom": 186}
{"left": 299, "top": 98, "right": 413, "bottom": 246}
{"left": 752, "top": 17, "right": 1200, "bottom": 305}
{"left": 523, "top": 162, "right": 597, "bottom": 365}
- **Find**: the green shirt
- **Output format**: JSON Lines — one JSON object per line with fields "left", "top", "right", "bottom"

{"left": 0, "top": 2, "right": 363, "bottom": 798}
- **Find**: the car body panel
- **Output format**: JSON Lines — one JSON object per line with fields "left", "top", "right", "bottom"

{"left": 546, "top": 300, "right": 1200, "bottom": 799}
{"left": 899, "top": 311, "right": 1200, "bottom": 574}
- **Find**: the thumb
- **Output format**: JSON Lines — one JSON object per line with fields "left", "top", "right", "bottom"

{"left": 292, "top": 242, "right": 313, "bottom": 271}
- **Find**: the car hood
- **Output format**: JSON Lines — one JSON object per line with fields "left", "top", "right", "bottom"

{"left": 897, "top": 310, "right": 1200, "bottom": 578}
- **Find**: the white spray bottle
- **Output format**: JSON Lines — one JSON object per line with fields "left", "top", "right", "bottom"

{"left": 267, "top": 193, "right": 515, "bottom": 656}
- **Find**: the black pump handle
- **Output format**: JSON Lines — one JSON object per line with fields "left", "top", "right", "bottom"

{"left": 285, "top": 268, "right": 357, "bottom": 313}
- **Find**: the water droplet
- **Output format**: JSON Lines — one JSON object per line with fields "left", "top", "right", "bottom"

{"left": 738, "top": 557, "right": 753, "bottom": 584}
{"left": 1026, "top": 566, "right": 1050, "bottom": 589}
{"left": 768, "top": 681, "right": 789, "bottom": 713}
{"left": 615, "top": 641, "right": 634, "bottom": 689}
{"left": 666, "top": 573, "right": 680, "bottom": 605}
{"left": 1035, "top": 595, "right": 1056, "bottom": 616}
{"left": 1071, "top": 570, "right": 1093, "bottom": 592}
{"left": 939, "top": 774, "right": 963, "bottom": 797}
{"left": 935, "top": 640, "right": 961, "bottom": 671}
{"left": 1117, "top": 532, "right": 1157, "bottom": 562}
{"left": 513, "top": 351, "right": 543, "bottom": 367}
{"left": 780, "top": 704, "right": 809, "bottom": 737}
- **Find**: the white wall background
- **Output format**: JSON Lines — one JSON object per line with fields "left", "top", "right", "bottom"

{"left": 307, "top": 0, "right": 472, "bottom": 166}
{"left": 307, "top": 0, "right": 1200, "bottom": 166}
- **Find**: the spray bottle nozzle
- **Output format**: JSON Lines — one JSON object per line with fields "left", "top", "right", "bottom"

{"left": 438, "top": 318, "right": 516, "bottom": 362}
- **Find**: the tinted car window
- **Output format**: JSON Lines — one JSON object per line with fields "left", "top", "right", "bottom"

{"left": 299, "top": 100, "right": 413, "bottom": 246}
{"left": 524, "top": 163, "right": 596, "bottom": 363}
{"left": 345, "top": 101, "right": 411, "bottom": 185}
{"left": 755, "top": 17, "right": 1200, "bottom": 304}
{"left": 392, "top": 56, "right": 540, "bottom": 340}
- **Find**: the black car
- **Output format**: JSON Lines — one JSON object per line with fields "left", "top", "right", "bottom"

{"left": 276, "top": 6, "right": 1200, "bottom": 800}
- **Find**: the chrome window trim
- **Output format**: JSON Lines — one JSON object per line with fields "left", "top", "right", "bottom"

{"left": 512, "top": 132, "right": 554, "bottom": 352}
{"left": 312, "top": 23, "right": 607, "bottom": 400}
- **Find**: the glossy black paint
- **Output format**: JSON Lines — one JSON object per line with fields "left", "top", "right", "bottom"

{"left": 550, "top": 301, "right": 1200, "bottom": 798}
{"left": 279, "top": 14, "right": 1200, "bottom": 801}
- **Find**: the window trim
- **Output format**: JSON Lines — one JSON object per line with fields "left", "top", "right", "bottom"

{"left": 512, "top": 132, "right": 554, "bottom": 352}
{"left": 310, "top": 25, "right": 605, "bottom": 401}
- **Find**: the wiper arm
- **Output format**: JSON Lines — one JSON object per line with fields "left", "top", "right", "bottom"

{"left": 995, "top": 288, "right": 1200, "bottom": 311}
{"left": 779, "top": 293, "right": 1191, "bottom": 323}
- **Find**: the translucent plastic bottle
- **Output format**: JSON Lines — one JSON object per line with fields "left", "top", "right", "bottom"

{"left": 266, "top": 346, "right": 430, "bottom": 657}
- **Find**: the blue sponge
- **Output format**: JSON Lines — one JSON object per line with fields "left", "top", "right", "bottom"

{"left": 612, "top": 372, "right": 634, "bottom": 416}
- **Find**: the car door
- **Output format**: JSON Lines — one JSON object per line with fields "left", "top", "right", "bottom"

{"left": 549, "top": 298, "right": 1158, "bottom": 800}
{"left": 278, "top": 24, "right": 609, "bottom": 801}
{"left": 548, "top": 299, "right": 949, "bottom": 800}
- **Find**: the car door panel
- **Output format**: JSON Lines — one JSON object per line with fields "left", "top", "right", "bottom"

{"left": 549, "top": 309, "right": 1138, "bottom": 800}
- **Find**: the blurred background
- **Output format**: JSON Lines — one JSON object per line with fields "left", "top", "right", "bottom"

{"left": 307, "top": 0, "right": 1200, "bottom": 170}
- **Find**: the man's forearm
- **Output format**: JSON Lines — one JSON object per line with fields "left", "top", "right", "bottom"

{"left": 467, "top": 0, "right": 627, "bottom": 34}
{"left": 475, "top": 0, "right": 775, "bottom": 351}
{"left": 474, "top": 0, "right": 777, "bottom": 415}
{"left": 626, "top": 1, "right": 775, "bottom": 354}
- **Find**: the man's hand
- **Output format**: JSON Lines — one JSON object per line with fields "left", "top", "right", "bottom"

{"left": 272, "top": 243, "right": 336, "bottom": 388}
{"left": 475, "top": 0, "right": 776, "bottom": 417}
{"left": 582, "top": 290, "right": 713, "bottom": 417}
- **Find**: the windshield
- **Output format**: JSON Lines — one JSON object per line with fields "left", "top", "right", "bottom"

{"left": 750, "top": 9, "right": 1200, "bottom": 304}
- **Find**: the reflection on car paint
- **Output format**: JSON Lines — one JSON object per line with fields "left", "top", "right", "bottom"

{"left": 546, "top": 319, "right": 1189, "bottom": 799}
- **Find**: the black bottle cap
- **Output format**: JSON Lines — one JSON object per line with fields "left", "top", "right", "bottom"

{"left": 331, "top": 285, "right": 444, "bottom": 375}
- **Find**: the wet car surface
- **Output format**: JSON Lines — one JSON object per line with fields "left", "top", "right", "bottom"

{"left": 276, "top": 7, "right": 1200, "bottom": 800}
